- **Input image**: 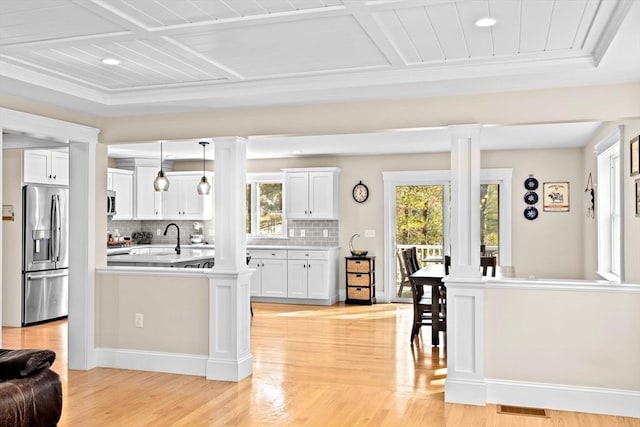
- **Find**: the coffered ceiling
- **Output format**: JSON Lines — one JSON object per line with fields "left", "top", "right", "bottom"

{"left": 1, "top": 0, "right": 638, "bottom": 117}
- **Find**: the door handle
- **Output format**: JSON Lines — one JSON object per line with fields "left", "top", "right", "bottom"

{"left": 27, "top": 272, "right": 68, "bottom": 280}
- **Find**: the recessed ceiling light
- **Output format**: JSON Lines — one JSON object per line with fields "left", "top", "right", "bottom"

{"left": 475, "top": 17, "right": 496, "bottom": 28}
{"left": 101, "top": 58, "right": 121, "bottom": 65}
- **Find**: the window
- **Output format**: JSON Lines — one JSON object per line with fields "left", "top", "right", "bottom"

{"left": 595, "top": 129, "right": 622, "bottom": 281}
{"left": 246, "top": 173, "right": 284, "bottom": 237}
{"left": 480, "top": 183, "right": 500, "bottom": 259}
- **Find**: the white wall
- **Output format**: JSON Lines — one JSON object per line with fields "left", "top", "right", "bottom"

{"left": 96, "top": 272, "right": 208, "bottom": 354}
{"left": 1, "top": 150, "right": 22, "bottom": 326}
{"left": 482, "top": 148, "right": 584, "bottom": 279}
{"left": 485, "top": 287, "right": 640, "bottom": 391}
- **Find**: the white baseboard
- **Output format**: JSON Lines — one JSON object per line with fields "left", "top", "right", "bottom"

{"left": 96, "top": 348, "right": 208, "bottom": 377}
{"left": 445, "top": 378, "right": 487, "bottom": 406}
{"left": 486, "top": 378, "right": 640, "bottom": 419}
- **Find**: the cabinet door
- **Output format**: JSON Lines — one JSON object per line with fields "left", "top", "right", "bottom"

{"left": 181, "top": 174, "right": 206, "bottom": 219}
{"left": 111, "top": 171, "right": 133, "bottom": 220}
{"left": 287, "top": 259, "right": 308, "bottom": 298}
{"left": 162, "top": 175, "right": 183, "bottom": 219}
{"left": 135, "top": 166, "right": 162, "bottom": 219}
{"left": 249, "top": 259, "right": 262, "bottom": 296}
{"left": 260, "top": 258, "right": 288, "bottom": 297}
{"left": 285, "top": 172, "right": 309, "bottom": 219}
{"left": 23, "top": 150, "right": 51, "bottom": 184}
{"left": 307, "top": 260, "right": 328, "bottom": 299}
{"left": 50, "top": 151, "right": 69, "bottom": 185}
{"left": 308, "top": 172, "right": 335, "bottom": 219}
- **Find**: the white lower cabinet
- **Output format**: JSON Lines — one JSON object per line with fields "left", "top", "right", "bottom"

{"left": 287, "top": 250, "right": 329, "bottom": 299}
{"left": 249, "top": 248, "right": 338, "bottom": 303}
{"left": 248, "top": 250, "right": 287, "bottom": 297}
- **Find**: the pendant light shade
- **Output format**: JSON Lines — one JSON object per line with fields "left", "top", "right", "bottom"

{"left": 153, "top": 142, "right": 170, "bottom": 192}
{"left": 197, "top": 141, "right": 211, "bottom": 195}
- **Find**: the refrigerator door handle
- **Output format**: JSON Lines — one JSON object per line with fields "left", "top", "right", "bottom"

{"left": 27, "top": 271, "right": 68, "bottom": 280}
{"left": 51, "top": 194, "right": 60, "bottom": 262}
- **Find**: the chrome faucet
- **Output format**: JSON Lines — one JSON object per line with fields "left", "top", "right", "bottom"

{"left": 163, "top": 223, "right": 181, "bottom": 254}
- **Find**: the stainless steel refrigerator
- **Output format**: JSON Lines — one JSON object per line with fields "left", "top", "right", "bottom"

{"left": 22, "top": 185, "right": 69, "bottom": 326}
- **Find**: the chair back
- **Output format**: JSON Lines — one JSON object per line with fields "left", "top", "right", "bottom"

{"left": 480, "top": 256, "right": 497, "bottom": 277}
{"left": 401, "top": 247, "right": 420, "bottom": 275}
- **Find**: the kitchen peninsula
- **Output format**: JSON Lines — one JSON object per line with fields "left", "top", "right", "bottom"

{"left": 106, "top": 243, "right": 340, "bottom": 305}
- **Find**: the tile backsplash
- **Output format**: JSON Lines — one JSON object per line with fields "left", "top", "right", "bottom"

{"left": 107, "top": 218, "right": 339, "bottom": 246}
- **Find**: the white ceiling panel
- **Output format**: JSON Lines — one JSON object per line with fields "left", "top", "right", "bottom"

{"left": 0, "top": 0, "right": 637, "bottom": 116}
{"left": 395, "top": 7, "right": 443, "bottom": 63}
{"left": 490, "top": 1, "right": 521, "bottom": 55}
{"left": 546, "top": 0, "right": 588, "bottom": 51}
{"left": 519, "top": 0, "right": 555, "bottom": 53}
{"left": 424, "top": 3, "right": 469, "bottom": 60}
{"left": 172, "top": 15, "right": 389, "bottom": 77}
{"left": 0, "top": 0, "right": 126, "bottom": 45}
{"left": 456, "top": 1, "right": 494, "bottom": 58}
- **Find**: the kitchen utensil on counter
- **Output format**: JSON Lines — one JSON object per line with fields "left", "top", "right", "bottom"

{"left": 190, "top": 222, "right": 205, "bottom": 244}
{"left": 132, "top": 231, "right": 153, "bottom": 244}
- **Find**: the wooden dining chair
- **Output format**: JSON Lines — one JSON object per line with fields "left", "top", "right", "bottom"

{"left": 404, "top": 248, "right": 434, "bottom": 343}
{"left": 480, "top": 255, "right": 497, "bottom": 277}
{"left": 396, "top": 249, "right": 411, "bottom": 297}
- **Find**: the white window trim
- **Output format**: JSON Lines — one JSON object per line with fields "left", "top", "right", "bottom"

{"left": 246, "top": 172, "right": 286, "bottom": 238}
{"left": 595, "top": 127, "right": 623, "bottom": 282}
{"left": 382, "top": 168, "right": 512, "bottom": 303}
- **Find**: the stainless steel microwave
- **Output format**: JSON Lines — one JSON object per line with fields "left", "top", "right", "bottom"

{"left": 107, "top": 190, "right": 117, "bottom": 216}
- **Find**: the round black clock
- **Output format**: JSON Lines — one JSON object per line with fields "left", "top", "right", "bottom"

{"left": 352, "top": 181, "right": 369, "bottom": 203}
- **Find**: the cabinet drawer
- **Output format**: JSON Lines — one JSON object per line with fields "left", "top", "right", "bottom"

{"left": 248, "top": 250, "right": 287, "bottom": 259}
{"left": 346, "top": 259, "right": 371, "bottom": 273}
{"left": 347, "top": 273, "right": 372, "bottom": 286}
{"left": 346, "top": 286, "right": 372, "bottom": 301}
{"left": 288, "top": 250, "right": 328, "bottom": 260}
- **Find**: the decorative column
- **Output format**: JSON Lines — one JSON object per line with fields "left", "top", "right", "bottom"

{"left": 206, "top": 136, "right": 253, "bottom": 381}
{"left": 445, "top": 124, "right": 486, "bottom": 405}
{"left": 449, "top": 124, "right": 482, "bottom": 278}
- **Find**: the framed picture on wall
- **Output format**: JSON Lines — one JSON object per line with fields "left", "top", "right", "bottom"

{"left": 636, "top": 178, "right": 640, "bottom": 218}
{"left": 631, "top": 136, "right": 639, "bottom": 176}
{"left": 543, "top": 182, "right": 570, "bottom": 212}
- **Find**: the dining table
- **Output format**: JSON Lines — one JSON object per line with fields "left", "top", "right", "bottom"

{"left": 409, "top": 263, "right": 447, "bottom": 346}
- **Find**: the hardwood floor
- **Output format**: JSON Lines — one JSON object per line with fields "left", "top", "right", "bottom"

{"left": 2, "top": 302, "right": 638, "bottom": 426}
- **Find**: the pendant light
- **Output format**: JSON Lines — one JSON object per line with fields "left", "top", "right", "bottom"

{"left": 196, "top": 141, "right": 211, "bottom": 195}
{"left": 153, "top": 142, "right": 170, "bottom": 192}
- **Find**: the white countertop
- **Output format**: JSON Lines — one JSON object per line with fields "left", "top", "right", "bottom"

{"left": 107, "top": 248, "right": 215, "bottom": 264}
{"left": 107, "top": 244, "right": 339, "bottom": 256}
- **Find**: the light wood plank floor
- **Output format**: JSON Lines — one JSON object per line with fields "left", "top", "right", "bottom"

{"left": 2, "top": 302, "right": 638, "bottom": 426}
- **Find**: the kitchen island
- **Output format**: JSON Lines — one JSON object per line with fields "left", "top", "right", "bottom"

{"left": 107, "top": 247, "right": 215, "bottom": 268}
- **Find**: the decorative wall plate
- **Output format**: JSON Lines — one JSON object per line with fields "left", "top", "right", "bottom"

{"left": 524, "top": 206, "right": 539, "bottom": 220}
{"left": 524, "top": 176, "right": 539, "bottom": 190}
{"left": 524, "top": 191, "right": 539, "bottom": 205}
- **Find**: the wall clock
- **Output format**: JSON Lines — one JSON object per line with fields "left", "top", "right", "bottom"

{"left": 352, "top": 181, "right": 369, "bottom": 203}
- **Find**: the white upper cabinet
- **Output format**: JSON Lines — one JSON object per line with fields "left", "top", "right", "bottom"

{"left": 23, "top": 149, "right": 69, "bottom": 185}
{"left": 107, "top": 168, "right": 133, "bottom": 220}
{"left": 162, "top": 172, "right": 213, "bottom": 220}
{"left": 134, "top": 165, "right": 163, "bottom": 219}
{"left": 283, "top": 167, "right": 340, "bottom": 220}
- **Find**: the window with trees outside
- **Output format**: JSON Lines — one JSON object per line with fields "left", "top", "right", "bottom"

{"left": 395, "top": 184, "right": 499, "bottom": 264}
{"left": 246, "top": 174, "right": 284, "bottom": 237}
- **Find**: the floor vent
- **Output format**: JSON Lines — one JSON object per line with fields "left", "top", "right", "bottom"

{"left": 498, "top": 405, "right": 549, "bottom": 418}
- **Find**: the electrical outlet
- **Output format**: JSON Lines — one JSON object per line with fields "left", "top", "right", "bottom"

{"left": 289, "top": 228, "right": 295, "bottom": 237}
{"left": 156, "top": 228, "right": 161, "bottom": 236}
{"left": 323, "top": 229, "right": 328, "bottom": 237}
{"left": 300, "top": 229, "right": 305, "bottom": 237}
{"left": 364, "top": 229, "right": 376, "bottom": 238}
{"left": 135, "top": 313, "right": 144, "bottom": 328}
